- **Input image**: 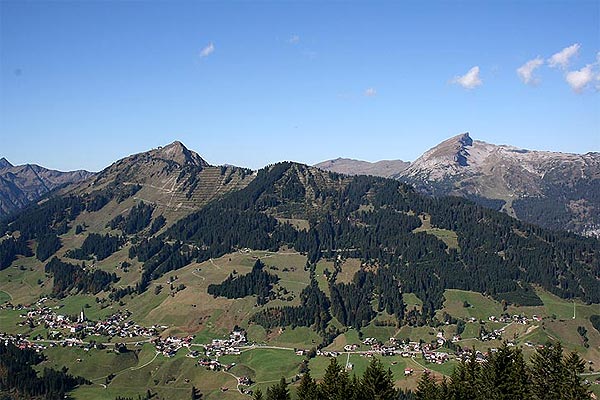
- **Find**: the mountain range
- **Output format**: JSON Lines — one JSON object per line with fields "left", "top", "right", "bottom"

{"left": 2, "top": 133, "right": 599, "bottom": 238}
{"left": 2, "top": 140, "right": 598, "bottom": 309}
{"left": 1, "top": 140, "right": 599, "bottom": 400}
{"left": 0, "top": 158, "right": 93, "bottom": 218}
{"left": 316, "top": 133, "right": 600, "bottom": 236}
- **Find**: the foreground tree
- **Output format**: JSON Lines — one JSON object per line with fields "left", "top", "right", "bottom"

{"left": 530, "top": 341, "right": 565, "bottom": 400}
{"left": 296, "top": 371, "right": 319, "bottom": 400}
{"left": 448, "top": 351, "right": 480, "bottom": 400}
{"left": 479, "top": 343, "right": 530, "bottom": 400}
{"left": 266, "top": 377, "right": 291, "bottom": 400}
{"left": 319, "top": 358, "right": 350, "bottom": 400}
{"left": 561, "top": 351, "right": 590, "bottom": 400}
{"left": 361, "top": 357, "right": 397, "bottom": 400}
{"left": 415, "top": 370, "right": 439, "bottom": 400}
{"left": 253, "top": 388, "right": 264, "bottom": 400}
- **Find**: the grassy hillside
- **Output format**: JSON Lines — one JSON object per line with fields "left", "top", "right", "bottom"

{"left": 3, "top": 248, "right": 599, "bottom": 399}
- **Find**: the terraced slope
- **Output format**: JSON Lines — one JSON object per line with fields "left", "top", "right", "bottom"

{"left": 65, "top": 141, "right": 254, "bottom": 226}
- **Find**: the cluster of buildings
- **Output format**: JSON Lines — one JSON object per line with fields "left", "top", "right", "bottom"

{"left": 0, "top": 332, "right": 46, "bottom": 352}
{"left": 152, "top": 335, "right": 194, "bottom": 357}
{"left": 203, "top": 329, "right": 247, "bottom": 359}
{"left": 487, "top": 314, "right": 536, "bottom": 324}
{"left": 297, "top": 336, "right": 451, "bottom": 364}
{"left": 18, "top": 306, "right": 162, "bottom": 340}
{"left": 480, "top": 328, "right": 503, "bottom": 342}
{"left": 455, "top": 349, "right": 492, "bottom": 363}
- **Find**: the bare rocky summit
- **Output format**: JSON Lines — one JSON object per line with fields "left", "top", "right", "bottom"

{"left": 397, "top": 133, "right": 600, "bottom": 236}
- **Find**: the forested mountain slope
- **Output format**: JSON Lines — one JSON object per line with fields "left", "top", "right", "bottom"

{"left": 166, "top": 162, "right": 600, "bottom": 327}
{"left": 1, "top": 148, "right": 598, "bottom": 333}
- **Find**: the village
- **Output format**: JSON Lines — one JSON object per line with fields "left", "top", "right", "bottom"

{"left": 0, "top": 297, "right": 558, "bottom": 385}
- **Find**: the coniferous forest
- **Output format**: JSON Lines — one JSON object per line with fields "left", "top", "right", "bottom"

{"left": 207, "top": 259, "right": 279, "bottom": 305}
{"left": 45, "top": 257, "right": 119, "bottom": 296}
{"left": 257, "top": 342, "right": 590, "bottom": 400}
{"left": 166, "top": 163, "right": 600, "bottom": 327}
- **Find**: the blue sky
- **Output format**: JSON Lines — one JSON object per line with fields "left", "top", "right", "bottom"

{"left": 1, "top": 1, "right": 599, "bottom": 172}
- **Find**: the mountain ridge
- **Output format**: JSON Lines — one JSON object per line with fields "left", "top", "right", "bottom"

{"left": 316, "top": 132, "right": 600, "bottom": 236}
{"left": 314, "top": 157, "right": 410, "bottom": 178}
{"left": 0, "top": 162, "right": 94, "bottom": 218}
{"left": 62, "top": 140, "right": 253, "bottom": 227}
{"left": 1, "top": 141, "right": 599, "bottom": 399}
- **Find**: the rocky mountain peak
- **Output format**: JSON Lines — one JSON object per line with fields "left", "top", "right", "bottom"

{"left": 0, "top": 157, "right": 13, "bottom": 169}
{"left": 458, "top": 132, "right": 473, "bottom": 147}
{"left": 405, "top": 132, "right": 476, "bottom": 173}
{"left": 154, "top": 141, "right": 210, "bottom": 168}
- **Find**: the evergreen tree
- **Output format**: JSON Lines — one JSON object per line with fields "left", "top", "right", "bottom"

{"left": 479, "top": 343, "right": 530, "bottom": 400}
{"left": 530, "top": 342, "right": 565, "bottom": 400}
{"left": 361, "top": 358, "right": 397, "bottom": 400}
{"left": 561, "top": 351, "right": 590, "bottom": 400}
{"left": 266, "top": 377, "right": 290, "bottom": 400}
{"left": 296, "top": 370, "right": 319, "bottom": 400}
{"left": 253, "top": 388, "right": 264, "bottom": 400}
{"left": 448, "top": 351, "right": 480, "bottom": 400}
{"left": 415, "top": 370, "right": 439, "bottom": 400}
{"left": 319, "top": 358, "right": 350, "bottom": 400}
{"left": 190, "top": 385, "right": 201, "bottom": 399}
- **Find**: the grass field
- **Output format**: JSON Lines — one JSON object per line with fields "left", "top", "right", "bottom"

{"left": 413, "top": 214, "right": 460, "bottom": 250}
{"left": 268, "top": 327, "right": 322, "bottom": 348}
{"left": 441, "top": 289, "right": 504, "bottom": 320}
{"left": 0, "top": 290, "right": 11, "bottom": 303}
{"left": 403, "top": 293, "right": 423, "bottom": 311}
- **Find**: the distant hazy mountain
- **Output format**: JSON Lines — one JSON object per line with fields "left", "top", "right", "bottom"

{"left": 317, "top": 133, "right": 600, "bottom": 236}
{"left": 0, "top": 159, "right": 94, "bottom": 218}
{"left": 314, "top": 158, "right": 409, "bottom": 178}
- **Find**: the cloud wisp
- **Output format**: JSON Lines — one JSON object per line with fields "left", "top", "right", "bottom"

{"left": 288, "top": 35, "right": 300, "bottom": 44}
{"left": 364, "top": 87, "right": 377, "bottom": 97}
{"left": 517, "top": 57, "right": 544, "bottom": 85}
{"left": 548, "top": 43, "right": 580, "bottom": 69}
{"left": 199, "top": 42, "right": 215, "bottom": 58}
{"left": 565, "top": 64, "right": 595, "bottom": 93}
{"left": 452, "top": 66, "right": 482, "bottom": 89}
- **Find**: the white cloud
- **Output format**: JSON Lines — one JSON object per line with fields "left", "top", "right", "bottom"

{"left": 565, "top": 64, "right": 595, "bottom": 92}
{"left": 548, "top": 43, "right": 580, "bottom": 69}
{"left": 452, "top": 66, "right": 482, "bottom": 89}
{"left": 517, "top": 57, "right": 544, "bottom": 85}
{"left": 364, "top": 87, "right": 377, "bottom": 97}
{"left": 199, "top": 42, "right": 215, "bottom": 58}
{"left": 288, "top": 35, "right": 300, "bottom": 44}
